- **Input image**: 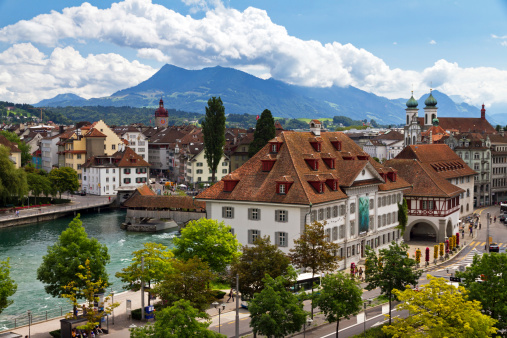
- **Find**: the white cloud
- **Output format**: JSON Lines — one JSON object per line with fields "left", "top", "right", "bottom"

{"left": 429, "top": 40, "right": 437, "bottom": 45}
{"left": 0, "top": 0, "right": 506, "bottom": 107}
{"left": 0, "top": 43, "right": 155, "bottom": 103}
{"left": 393, "top": 42, "right": 397, "bottom": 45}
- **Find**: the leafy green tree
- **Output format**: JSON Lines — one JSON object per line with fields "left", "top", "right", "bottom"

{"left": 130, "top": 299, "right": 224, "bottom": 338}
{"left": 172, "top": 218, "right": 240, "bottom": 274}
{"left": 49, "top": 166, "right": 79, "bottom": 199}
{"left": 364, "top": 241, "right": 422, "bottom": 324}
{"left": 315, "top": 272, "right": 363, "bottom": 338}
{"left": 397, "top": 198, "right": 408, "bottom": 235}
{"left": 62, "top": 259, "right": 119, "bottom": 337}
{"left": 201, "top": 97, "right": 226, "bottom": 183}
{"left": 456, "top": 252, "right": 507, "bottom": 332}
{"left": 289, "top": 221, "right": 340, "bottom": 318}
{"left": 248, "top": 109, "right": 276, "bottom": 157}
{"left": 249, "top": 275, "right": 308, "bottom": 338}
{"left": 382, "top": 275, "right": 497, "bottom": 337}
{"left": 230, "top": 236, "right": 291, "bottom": 300}
{"left": 37, "top": 215, "right": 110, "bottom": 298}
{"left": 0, "top": 145, "right": 28, "bottom": 203}
{"left": 115, "top": 242, "right": 173, "bottom": 306}
{"left": 0, "top": 258, "right": 17, "bottom": 315}
{"left": 0, "top": 130, "right": 31, "bottom": 166}
{"left": 496, "top": 125, "right": 502, "bottom": 132}
{"left": 154, "top": 257, "right": 214, "bottom": 311}
{"left": 27, "top": 172, "right": 52, "bottom": 204}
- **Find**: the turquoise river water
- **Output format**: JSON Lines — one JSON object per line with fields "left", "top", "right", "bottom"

{"left": 0, "top": 210, "right": 178, "bottom": 330}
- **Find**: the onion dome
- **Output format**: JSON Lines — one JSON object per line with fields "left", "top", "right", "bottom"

{"left": 424, "top": 90, "right": 437, "bottom": 107}
{"left": 155, "top": 98, "right": 168, "bottom": 117}
{"left": 406, "top": 91, "right": 418, "bottom": 108}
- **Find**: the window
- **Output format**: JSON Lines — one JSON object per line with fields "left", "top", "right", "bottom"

{"left": 77, "top": 154, "right": 81, "bottom": 159}
{"left": 77, "top": 164, "right": 82, "bottom": 170}
{"left": 325, "top": 229, "right": 331, "bottom": 242}
{"left": 352, "top": 244, "right": 355, "bottom": 256}
{"left": 382, "top": 214, "right": 386, "bottom": 226}
{"left": 124, "top": 178, "right": 131, "bottom": 184}
{"left": 197, "top": 162, "right": 203, "bottom": 167}
{"left": 318, "top": 209, "right": 324, "bottom": 221}
{"left": 474, "top": 163, "right": 479, "bottom": 170}
{"left": 222, "top": 162, "right": 228, "bottom": 166}
{"left": 106, "top": 177, "right": 109, "bottom": 182}
{"left": 350, "top": 220, "right": 355, "bottom": 236}
{"left": 339, "top": 205, "right": 345, "bottom": 215}
{"left": 124, "top": 168, "right": 131, "bottom": 175}
{"left": 77, "top": 174, "right": 81, "bottom": 180}
{"left": 333, "top": 206, "right": 338, "bottom": 217}
{"left": 326, "top": 207, "right": 331, "bottom": 219}
{"left": 279, "top": 184, "right": 286, "bottom": 194}
{"left": 370, "top": 216, "right": 374, "bottom": 228}
{"left": 382, "top": 196, "right": 386, "bottom": 206}
{"left": 275, "top": 232, "right": 288, "bottom": 247}
{"left": 248, "top": 208, "right": 261, "bottom": 220}
{"left": 332, "top": 227, "right": 338, "bottom": 241}
{"left": 474, "top": 152, "right": 480, "bottom": 159}
{"left": 197, "top": 169, "right": 203, "bottom": 174}
{"left": 378, "top": 216, "right": 381, "bottom": 227}
{"left": 248, "top": 230, "right": 260, "bottom": 244}
{"left": 378, "top": 197, "right": 381, "bottom": 207}
{"left": 222, "top": 206, "right": 234, "bottom": 219}
{"left": 387, "top": 213, "right": 391, "bottom": 224}
{"left": 339, "top": 225, "right": 344, "bottom": 239}
{"left": 387, "top": 195, "right": 391, "bottom": 205}
{"left": 222, "top": 169, "right": 228, "bottom": 174}
{"left": 350, "top": 203, "right": 356, "bottom": 214}
{"left": 369, "top": 199, "right": 374, "bottom": 210}
{"left": 275, "top": 210, "right": 288, "bottom": 222}
{"left": 422, "top": 200, "right": 434, "bottom": 210}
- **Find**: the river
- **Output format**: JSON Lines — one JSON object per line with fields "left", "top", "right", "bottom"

{"left": 0, "top": 209, "right": 178, "bottom": 330}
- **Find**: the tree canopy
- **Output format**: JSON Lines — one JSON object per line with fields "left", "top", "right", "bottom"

{"left": 115, "top": 242, "right": 173, "bottom": 305}
{"left": 382, "top": 275, "right": 497, "bottom": 337}
{"left": 27, "top": 172, "right": 52, "bottom": 203}
{"left": 315, "top": 272, "right": 363, "bottom": 338}
{"left": 230, "top": 236, "right": 291, "bottom": 300}
{"left": 37, "top": 215, "right": 110, "bottom": 298}
{"left": 130, "top": 299, "right": 225, "bottom": 338}
{"left": 172, "top": 218, "right": 240, "bottom": 274}
{"left": 248, "top": 109, "right": 276, "bottom": 157}
{"left": 397, "top": 198, "right": 408, "bottom": 235}
{"left": 0, "top": 145, "right": 28, "bottom": 203}
{"left": 154, "top": 257, "right": 215, "bottom": 312}
{"left": 249, "top": 275, "right": 308, "bottom": 338}
{"left": 201, "top": 96, "right": 226, "bottom": 183}
{"left": 0, "top": 258, "right": 17, "bottom": 315}
{"left": 0, "top": 130, "right": 31, "bottom": 166}
{"left": 49, "top": 166, "right": 80, "bottom": 198}
{"left": 364, "top": 241, "right": 422, "bottom": 324}
{"left": 456, "top": 252, "right": 507, "bottom": 332}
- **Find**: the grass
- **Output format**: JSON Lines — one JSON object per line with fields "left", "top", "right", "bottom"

{"left": 210, "top": 280, "right": 231, "bottom": 290}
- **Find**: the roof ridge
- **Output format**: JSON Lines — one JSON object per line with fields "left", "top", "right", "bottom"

{"left": 284, "top": 132, "right": 311, "bottom": 205}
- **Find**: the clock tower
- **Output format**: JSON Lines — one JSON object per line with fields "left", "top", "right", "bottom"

{"left": 155, "top": 98, "right": 169, "bottom": 128}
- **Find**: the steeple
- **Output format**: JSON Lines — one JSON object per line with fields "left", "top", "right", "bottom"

{"left": 423, "top": 89, "right": 438, "bottom": 126}
{"left": 481, "top": 104, "right": 486, "bottom": 120}
{"left": 155, "top": 97, "right": 169, "bottom": 128}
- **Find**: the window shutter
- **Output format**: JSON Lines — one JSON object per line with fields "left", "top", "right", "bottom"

{"left": 248, "top": 230, "right": 253, "bottom": 244}
{"left": 231, "top": 207, "right": 235, "bottom": 218}
{"left": 275, "top": 231, "right": 280, "bottom": 246}
{"left": 222, "top": 207, "right": 226, "bottom": 218}
{"left": 257, "top": 209, "right": 261, "bottom": 221}
{"left": 248, "top": 208, "right": 253, "bottom": 220}
{"left": 275, "top": 210, "right": 279, "bottom": 221}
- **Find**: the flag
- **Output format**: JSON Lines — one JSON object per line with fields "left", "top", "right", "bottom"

{"left": 256, "top": 115, "right": 259, "bottom": 120}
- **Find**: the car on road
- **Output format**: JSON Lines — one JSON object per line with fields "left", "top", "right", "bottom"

{"left": 490, "top": 243, "right": 500, "bottom": 253}
{"left": 80, "top": 190, "right": 87, "bottom": 196}
{"left": 500, "top": 214, "right": 506, "bottom": 222}
{"left": 159, "top": 178, "right": 168, "bottom": 184}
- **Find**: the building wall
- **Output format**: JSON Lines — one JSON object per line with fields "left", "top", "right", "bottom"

{"left": 125, "top": 132, "right": 149, "bottom": 161}
{"left": 64, "top": 136, "right": 86, "bottom": 184}
{"left": 148, "top": 145, "right": 169, "bottom": 171}
{"left": 186, "top": 151, "right": 229, "bottom": 185}
{"left": 93, "top": 120, "right": 123, "bottom": 155}
{"left": 40, "top": 138, "right": 59, "bottom": 172}
{"left": 119, "top": 166, "right": 149, "bottom": 190}
{"left": 82, "top": 167, "right": 119, "bottom": 196}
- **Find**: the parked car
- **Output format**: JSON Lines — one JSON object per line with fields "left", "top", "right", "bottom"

{"left": 159, "top": 178, "right": 168, "bottom": 184}
{"left": 80, "top": 190, "right": 87, "bottom": 196}
{"left": 490, "top": 243, "right": 500, "bottom": 253}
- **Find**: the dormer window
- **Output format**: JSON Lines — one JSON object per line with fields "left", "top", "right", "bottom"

{"left": 326, "top": 178, "right": 338, "bottom": 191}
{"left": 310, "top": 141, "right": 322, "bottom": 152}
{"left": 279, "top": 184, "right": 286, "bottom": 194}
{"left": 272, "top": 144, "right": 277, "bottom": 153}
{"left": 276, "top": 179, "right": 293, "bottom": 195}
{"left": 331, "top": 140, "right": 342, "bottom": 151}
{"left": 322, "top": 157, "right": 336, "bottom": 169}
{"left": 305, "top": 159, "right": 319, "bottom": 171}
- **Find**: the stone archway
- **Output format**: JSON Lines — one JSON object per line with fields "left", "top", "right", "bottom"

{"left": 405, "top": 220, "right": 439, "bottom": 243}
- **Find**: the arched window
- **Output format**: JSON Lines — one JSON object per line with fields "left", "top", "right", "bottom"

{"left": 467, "top": 189, "right": 470, "bottom": 197}
{"left": 413, "top": 136, "right": 416, "bottom": 145}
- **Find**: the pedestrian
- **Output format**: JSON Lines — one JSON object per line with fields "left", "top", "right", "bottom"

{"left": 83, "top": 304, "right": 87, "bottom": 316}
{"left": 227, "top": 288, "right": 235, "bottom": 303}
{"left": 470, "top": 227, "right": 473, "bottom": 238}
{"left": 479, "top": 222, "right": 482, "bottom": 230}
{"left": 494, "top": 216, "right": 497, "bottom": 223}
{"left": 358, "top": 267, "right": 363, "bottom": 281}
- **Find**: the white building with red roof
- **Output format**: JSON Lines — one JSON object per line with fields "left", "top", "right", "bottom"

{"left": 197, "top": 121, "right": 411, "bottom": 269}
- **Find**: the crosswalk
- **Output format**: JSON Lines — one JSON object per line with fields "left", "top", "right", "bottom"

{"left": 433, "top": 248, "right": 483, "bottom": 272}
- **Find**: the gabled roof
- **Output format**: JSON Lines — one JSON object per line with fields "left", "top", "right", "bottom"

{"left": 137, "top": 184, "right": 156, "bottom": 196}
{"left": 197, "top": 131, "right": 410, "bottom": 205}
{"left": 85, "top": 128, "right": 107, "bottom": 138}
{"left": 149, "top": 128, "right": 186, "bottom": 144}
{"left": 372, "top": 130, "right": 403, "bottom": 141}
{"left": 418, "top": 117, "right": 496, "bottom": 134}
{"left": 0, "top": 135, "right": 21, "bottom": 153}
{"left": 114, "top": 147, "right": 151, "bottom": 167}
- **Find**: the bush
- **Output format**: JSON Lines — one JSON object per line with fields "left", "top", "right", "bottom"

{"left": 211, "top": 290, "right": 226, "bottom": 299}
{"left": 350, "top": 325, "right": 391, "bottom": 337}
{"left": 131, "top": 308, "right": 142, "bottom": 320}
{"left": 49, "top": 329, "right": 61, "bottom": 338}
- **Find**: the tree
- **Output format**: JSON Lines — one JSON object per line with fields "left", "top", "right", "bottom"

{"left": 249, "top": 275, "right": 308, "bottom": 338}
{"left": 0, "top": 258, "right": 17, "bottom": 315}
{"left": 397, "top": 198, "right": 408, "bottom": 235}
{"left": 115, "top": 242, "right": 173, "bottom": 306}
{"left": 130, "top": 299, "right": 224, "bottom": 338}
{"left": 248, "top": 109, "right": 276, "bottom": 157}
{"left": 364, "top": 241, "right": 422, "bottom": 324}
{"left": 37, "top": 215, "right": 110, "bottom": 298}
{"left": 62, "top": 259, "right": 119, "bottom": 337}
{"left": 456, "top": 252, "right": 507, "bottom": 332}
{"left": 172, "top": 218, "right": 240, "bottom": 274}
{"left": 315, "top": 272, "right": 363, "bottom": 338}
{"left": 27, "top": 172, "right": 51, "bottom": 204}
{"left": 382, "top": 275, "right": 497, "bottom": 337}
{"left": 289, "top": 221, "right": 340, "bottom": 318}
{"left": 201, "top": 97, "right": 226, "bottom": 183}
{"left": 230, "top": 236, "right": 291, "bottom": 300}
{"left": 49, "top": 166, "right": 79, "bottom": 199}
{"left": 496, "top": 124, "right": 502, "bottom": 132}
{"left": 0, "top": 145, "right": 28, "bottom": 203}
{"left": 154, "top": 257, "right": 214, "bottom": 311}
{"left": 0, "top": 130, "right": 31, "bottom": 166}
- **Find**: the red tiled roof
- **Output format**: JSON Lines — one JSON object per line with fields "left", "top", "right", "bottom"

{"left": 85, "top": 128, "right": 107, "bottom": 138}
{"left": 418, "top": 117, "right": 496, "bottom": 134}
{"left": 137, "top": 184, "right": 156, "bottom": 196}
{"left": 114, "top": 147, "right": 151, "bottom": 167}
{"left": 0, "top": 135, "right": 20, "bottom": 153}
{"left": 197, "top": 131, "right": 410, "bottom": 205}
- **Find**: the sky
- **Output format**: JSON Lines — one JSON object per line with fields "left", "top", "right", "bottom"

{"left": 1, "top": 0, "right": 507, "bottom": 114}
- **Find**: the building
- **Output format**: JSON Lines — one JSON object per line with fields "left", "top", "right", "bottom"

{"left": 363, "top": 130, "right": 404, "bottom": 161}
{"left": 386, "top": 144, "right": 475, "bottom": 243}
{"left": 112, "top": 125, "right": 149, "bottom": 161}
{"left": 488, "top": 133, "right": 507, "bottom": 203}
{"left": 154, "top": 98, "right": 169, "bottom": 129}
{"left": 41, "top": 133, "right": 63, "bottom": 172}
{"left": 185, "top": 145, "right": 229, "bottom": 187}
{"left": 197, "top": 121, "right": 410, "bottom": 270}
{"left": 0, "top": 134, "right": 22, "bottom": 168}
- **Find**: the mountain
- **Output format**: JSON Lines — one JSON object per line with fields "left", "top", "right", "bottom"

{"left": 36, "top": 64, "right": 484, "bottom": 125}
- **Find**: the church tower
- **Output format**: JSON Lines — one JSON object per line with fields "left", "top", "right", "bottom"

{"left": 423, "top": 89, "right": 438, "bottom": 127}
{"left": 404, "top": 92, "right": 421, "bottom": 147}
{"left": 155, "top": 98, "right": 169, "bottom": 128}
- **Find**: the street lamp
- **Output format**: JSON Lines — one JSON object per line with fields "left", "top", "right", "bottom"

{"left": 27, "top": 310, "right": 32, "bottom": 338}
{"left": 212, "top": 302, "right": 226, "bottom": 333}
{"left": 363, "top": 299, "right": 372, "bottom": 337}
{"left": 304, "top": 317, "right": 313, "bottom": 338}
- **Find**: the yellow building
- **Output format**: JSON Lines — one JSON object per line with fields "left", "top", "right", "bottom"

{"left": 0, "top": 134, "right": 22, "bottom": 168}
{"left": 92, "top": 120, "right": 124, "bottom": 155}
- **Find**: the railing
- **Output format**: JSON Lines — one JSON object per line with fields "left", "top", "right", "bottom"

{"left": 0, "top": 305, "right": 73, "bottom": 331}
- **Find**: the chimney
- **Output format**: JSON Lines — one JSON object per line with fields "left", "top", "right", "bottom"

{"left": 481, "top": 104, "right": 486, "bottom": 120}
{"left": 309, "top": 119, "right": 321, "bottom": 136}
{"left": 429, "top": 130, "right": 433, "bottom": 144}
{"left": 59, "top": 125, "right": 64, "bottom": 134}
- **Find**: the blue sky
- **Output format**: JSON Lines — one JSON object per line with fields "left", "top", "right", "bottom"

{"left": 1, "top": 0, "right": 507, "bottom": 113}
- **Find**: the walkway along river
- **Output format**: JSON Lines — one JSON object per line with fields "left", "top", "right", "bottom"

{"left": 0, "top": 209, "right": 178, "bottom": 331}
